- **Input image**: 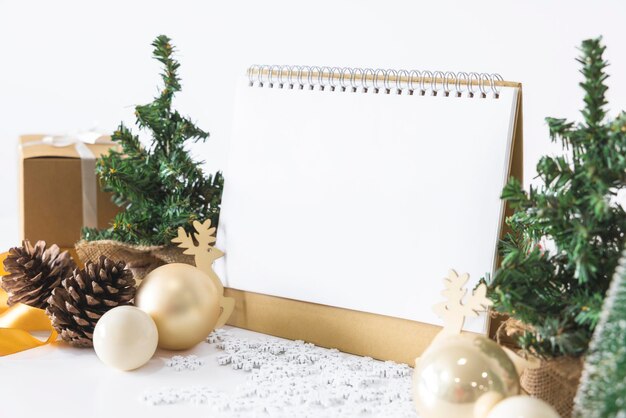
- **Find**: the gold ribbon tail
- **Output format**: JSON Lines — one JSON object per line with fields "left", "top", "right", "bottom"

{"left": 0, "top": 252, "right": 58, "bottom": 356}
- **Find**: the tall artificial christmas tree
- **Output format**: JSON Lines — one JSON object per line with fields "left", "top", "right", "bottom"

{"left": 573, "top": 249, "right": 626, "bottom": 418}
{"left": 82, "top": 35, "right": 223, "bottom": 246}
{"left": 488, "top": 37, "right": 626, "bottom": 357}
{"left": 486, "top": 37, "right": 626, "bottom": 416}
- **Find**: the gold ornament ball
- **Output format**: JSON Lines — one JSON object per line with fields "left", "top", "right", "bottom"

{"left": 135, "top": 263, "right": 221, "bottom": 350}
{"left": 486, "top": 395, "right": 560, "bottom": 418}
{"left": 412, "top": 334, "right": 520, "bottom": 418}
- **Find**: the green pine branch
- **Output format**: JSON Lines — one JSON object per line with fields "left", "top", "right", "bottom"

{"left": 82, "top": 35, "right": 223, "bottom": 246}
{"left": 487, "top": 37, "right": 626, "bottom": 358}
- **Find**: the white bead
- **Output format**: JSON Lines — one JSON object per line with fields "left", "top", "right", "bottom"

{"left": 93, "top": 306, "right": 158, "bottom": 371}
{"left": 486, "top": 396, "right": 560, "bottom": 418}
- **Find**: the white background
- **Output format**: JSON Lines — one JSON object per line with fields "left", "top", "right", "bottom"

{"left": 1, "top": 0, "right": 626, "bottom": 251}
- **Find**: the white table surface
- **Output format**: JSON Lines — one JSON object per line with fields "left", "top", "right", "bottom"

{"left": 1, "top": 326, "right": 414, "bottom": 418}
{"left": 0, "top": 327, "right": 294, "bottom": 418}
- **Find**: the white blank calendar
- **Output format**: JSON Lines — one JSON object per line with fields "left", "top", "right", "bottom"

{"left": 217, "top": 66, "right": 519, "bottom": 333}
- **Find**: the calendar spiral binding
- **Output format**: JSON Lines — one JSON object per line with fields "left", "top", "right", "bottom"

{"left": 247, "top": 65, "right": 505, "bottom": 99}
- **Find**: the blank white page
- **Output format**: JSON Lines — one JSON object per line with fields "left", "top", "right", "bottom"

{"left": 218, "top": 79, "right": 519, "bottom": 333}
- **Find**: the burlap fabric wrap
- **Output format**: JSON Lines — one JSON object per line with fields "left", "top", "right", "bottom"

{"left": 75, "top": 240, "right": 194, "bottom": 283}
{"left": 498, "top": 318, "right": 583, "bottom": 418}
{"left": 521, "top": 356, "right": 583, "bottom": 418}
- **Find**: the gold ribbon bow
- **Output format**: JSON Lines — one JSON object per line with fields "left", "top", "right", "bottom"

{"left": 0, "top": 252, "right": 58, "bottom": 356}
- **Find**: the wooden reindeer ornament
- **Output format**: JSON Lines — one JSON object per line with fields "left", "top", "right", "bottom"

{"left": 413, "top": 271, "right": 524, "bottom": 418}
{"left": 433, "top": 269, "right": 492, "bottom": 337}
{"left": 432, "top": 270, "right": 540, "bottom": 375}
{"left": 172, "top": 219, "right": 235, "bottom": 328}
{"left": 413, "top": 269, "right": 493, "bottom": 355}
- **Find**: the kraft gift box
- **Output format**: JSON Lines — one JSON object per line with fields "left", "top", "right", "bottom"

{"left": 18, "top": 134, "right": 120, "bottom": 249}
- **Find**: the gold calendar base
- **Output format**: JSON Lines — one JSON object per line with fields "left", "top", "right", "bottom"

{"left": 225, "top": 287, "right": 442, "bottom": 365}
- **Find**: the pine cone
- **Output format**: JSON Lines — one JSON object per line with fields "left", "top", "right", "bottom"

{"left": 46, "top": 256, "right": 136, "bottom": 347}
{"left": 1, "top": 240, "right": 75, "bottom": 309}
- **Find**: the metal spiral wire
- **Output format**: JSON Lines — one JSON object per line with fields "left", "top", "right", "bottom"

{"left": 247, "top": 65, "right": 503, "bottom": 98}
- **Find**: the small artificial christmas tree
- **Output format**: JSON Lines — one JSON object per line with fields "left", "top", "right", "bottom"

{"left": 487, "top": 37, "right": 626, "bottom": 358}
{"left": 82, "top": 35, "right": 223, "bottom": 246}
{"left": 573, "top": 249, "right": 626, "bottom": 418}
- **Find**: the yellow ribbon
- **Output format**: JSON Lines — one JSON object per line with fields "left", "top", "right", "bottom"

{"left": 0, "top": 252, "right": 58, "bottom": 356}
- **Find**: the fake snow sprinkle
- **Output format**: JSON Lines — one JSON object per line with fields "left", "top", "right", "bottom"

{"left": 206, "top": 328, "right": 231, "bottom": 344}
{"left": 166, "top": 355, "right": 204, "bottom": 371}
{"left": 143, "top": 330, "right": 417, "bottom": 417}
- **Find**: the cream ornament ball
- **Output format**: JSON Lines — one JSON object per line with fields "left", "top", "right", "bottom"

{"left": 93, "top": 306, "right": 158, "bottom": 371}
{"left": 136, "top": 263, "right": 222, "bottom": 350}
{"left": 413, "top": 334, "right": 520, "bottom": 418}
{"left": 485, "top": 395, "right": 560, "bottom": 418}
{"left": 473, "top": 391, "right": 505, "bottom": 418}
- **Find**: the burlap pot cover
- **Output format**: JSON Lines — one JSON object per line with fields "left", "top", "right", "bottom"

{"left": 75, "top": 240, "right": 195, "bottom": 284}
{"left": 520, "top": 355, "right": 584, "bottom": 418}
{"left": 496, "top": 318, "right": 584, "bottom": 417}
